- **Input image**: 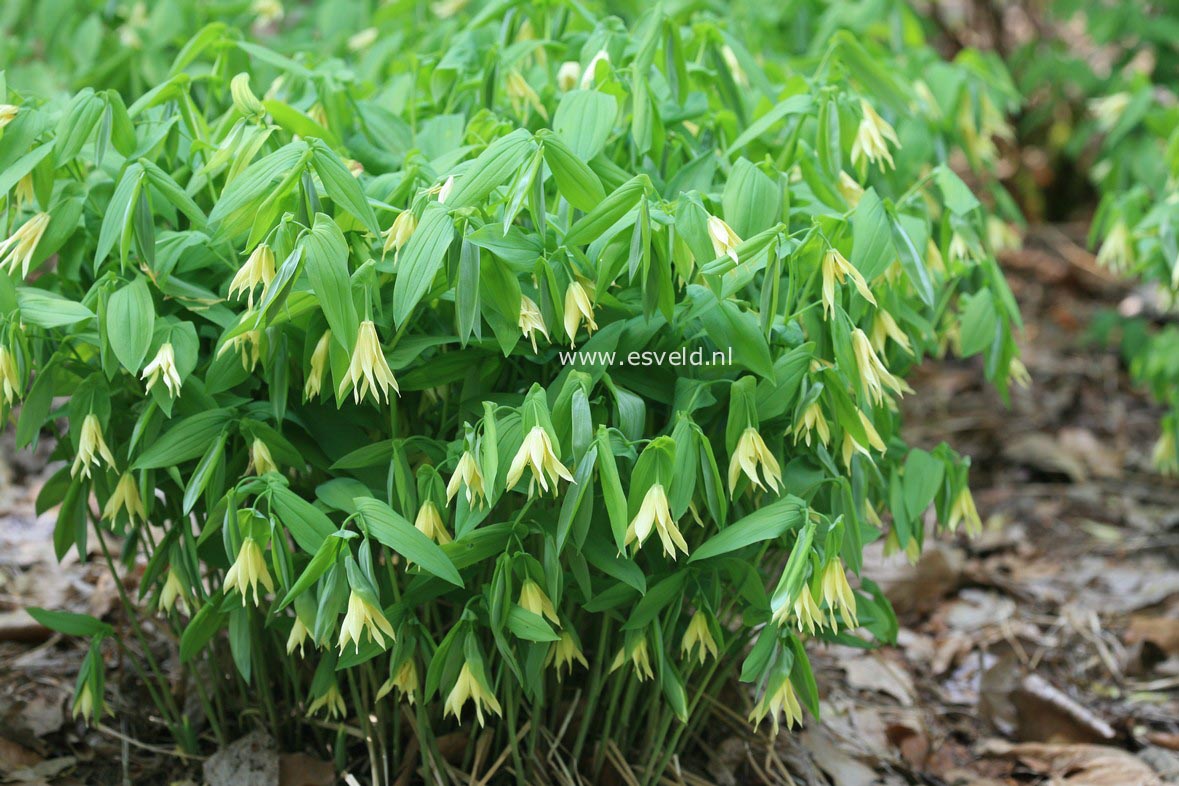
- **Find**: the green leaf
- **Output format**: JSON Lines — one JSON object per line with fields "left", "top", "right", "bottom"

{"left": 354, "top": 497, "right": 463, "bottom": 587}
{"left": 180, "top": 594, "right": 226, "bottom": 662}
{"left": 851, "top": 189, "right": 893, "bottom": 284}
{"left": 95, "top": 162, "right": 144, "bottom": 267}
{"left": 935, "top": 166, "right": 980, "bottom": 216}
{"left": 552, "top": 90, "right": 617, "bottom": 160}
{"left": 134, "top": 410, "right": 234, "bottom": 469}
{"left": 722, "top": 159, "right": 781, "bottom": 238}
{"left": 278, "top": 535, "right": 345, "bottom": 610}
{"left": 17, "top": 289, "right": 94, "bottom": 328}
{"left": 564, "top": 175, "right": 647, "bottom": 247}
{"left": 26, "top": 608, "right": 113, "bottom": 638}
{"left": 690, "top": 495, "right": 806, "bottom": 562}
{"left": 105, "top": 277, "right": 155, "bottom": 372}
{"left": 958, "top": 290, "right": 998, "bottom": 357}
{"left": 539, "top": 131, "right": 606, "bottom": 212}
{"left": 507, "top": 606, "right": 560, "bottom": 642}
{"left": 392, "top": 202, "right": 454, "bottom": 325}
{"left": 311, "top": 143, "right": 379, "bottom": 235}
{"left": 270, "top": 485, "right": 337, "bottom": 554}
{"left": 443, "top": 129, "right": 535, "bottom": 209}
{"left": 622, "top": 573, "right": 686, "bottom": 630}
{"left": 303, "top": 214, "right": 359, "bottom": 346}
{"left": 902, "top": 449, "right": 944, "bottom": 518}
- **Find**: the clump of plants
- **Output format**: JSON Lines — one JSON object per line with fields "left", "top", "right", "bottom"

{"left": 1, "top": 0, "right": 1020, "bottom": 781}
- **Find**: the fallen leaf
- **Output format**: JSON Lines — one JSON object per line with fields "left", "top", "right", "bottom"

{"left": 980, "top": 656, "right": 1115, "bottom": 743}
{"left": 979, "top": 740, "right": 1162, "bottom": 786}
{"left": 797, "top": 726, "right": 878, "bottom": 786}
{"left": 1126, "top": 616, "right": 1179, "bottom": 656}
{"left": 279, "top": 752, "right": 335, "bottom": 786}
{"left": 841, "top": 653, "right": 915, "bottom": 706}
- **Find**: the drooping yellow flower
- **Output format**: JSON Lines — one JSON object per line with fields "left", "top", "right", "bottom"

{"left": 610, "top": 638, "right": 654, "bottom": 681}
{"left": 338, "top": 321, "right": 400, "bottom": 405}
{"left": 228, "top": 243, "right": 276, "bottom": 308}
{"left": 286, "top": 616, "right": 310, "bottom": 657}
{"left": 518, "top": 579, "right": 559, "bottom": 626}
{"left": 1153, "top": 429, "right": 1178, "bottom": 476}
{"left": 142, "top": 342, "right": 183, "bottom": 397}
{"left": 505, "top": 426, "right": 573, "bottom": 495}
{"left": 71, "top": 414, "right": 117, "bottom": 478}
{"left": 580, "top": 50, "right": 610, "bottom": 88}
{"left": 338, "top": 591, "right": 396, "bottom": 653}
{"left": 986, "top": 216, "right": 1021, "bottom": 255}
{"left": 102, "top": 472, "right": 146, "bottom": 524}
{"left": 414, "top": 500, "right": 452, "bottom": 544}
{"left": 749, "top": 676, "right": 803, "bottom": 735}
{"left": 947, "top": 488, "right": 982, "bottom": 536}
{"left": 72, "top": 682, "right": 100, "bottom": 722}
{"left": 681, "top": 610, "right": 719, "bottom": 665}
{"left": 625, "top": 483, "right": 689, "bottom": 559}
{"left": 557, "top": 61, "right": 581, "bottom": 91}
{"left": 547, "top": 632, "right": 588, "bottom": 681}
{"left": 820, "top": 559, "right": 858, "bottom": 630}
{"left": 851, "top": 328, "right": 908, "bottom": 406}
{"left": 431, "top": 0, "right": 468, "bottom": 19}
{"left": 948, "top": 232, "right": 974, "bottom": 265}
{"left": 883, "top": 528, "right": 921, "bottom": 565}
{"left": 1096, "top": 221, "right": 1133, "bottom": 273}
{"left": 518, "top": 295, "right": 550, "bottom": 352}
{"left": 247, "top": 438, "right": 279, "bottom": 476}
{"left": 707, "top": 215, "right": 742, "bottom": 263}
{"left": 444, "top": 662, "right": 502, "bottom": 726}
{"left": 0, "top": 212, "right": 50, "bottom": 278}
{"left": 1089, "top": 92, "right": 1131, "bottom": 132}
{"left": 851, "top": 99, "right": 900, "bottom": 171}
{"left": 871, "top": 310, "right": 913, "bottom": 356}
{"left": 347, "top": 27, "right": 378, "bottom": 52}
{"left": 1008, "top": 357, "right": 1031, "bottom": 389}
{"left": 795, "top": 402, "right": 831, "bottom": 448}
{"left": 217, "top": 329, "right": 262, "bottom": 371}
{"left": 836, "top": 171, "right": 863, "bottom": 207}
{"left": 0, "top": 346, "right": 21, "bottom": 406}
{"left": 841, "top": 410, "right": 888, "bottom": 467}
{"left": 563, "top": 280, "right": 597, "bottom": 345}
{"left": 382, "top": 210, "right": 417, "bottom": 260}
{"left": 506, "top": 70, "right": 548, "bottom": 119}
{"left": 307, "top": 684, "right": 346, "bottom": 719}
{"left": 728, "top": 427, "right": 783, "bottom": 494}
{"left": 224, "top": 537, "right": 274, "bottom": 606}
{"left": 437, "top": 175, "right": 456, "bottom": 205}
{"left": 821, "top": 249, "right": 876, "bottom": 319}
{"left": 378, "top": 659, "right": 420, "bottom": 704}
{"left": 303, "top": 330, "right": 331, "bottom": 399}
{"left": 447, "top": 451, "right": 487, "bottom": 509}
{"left": 789, "top": 584, "right": 824, "bottom": 635}
{"left": 0, "top": 104, "right": 18, "bottom": 129}
{"left": 14, "top": 175, "right": 34, "bottom": 212}
{"left": 158, "top": 569, "right": 190, "bottom": 616}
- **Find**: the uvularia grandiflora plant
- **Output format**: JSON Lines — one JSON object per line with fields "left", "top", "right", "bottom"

{"left": 2, "top": 0, "right": 1022, "bottom": 782}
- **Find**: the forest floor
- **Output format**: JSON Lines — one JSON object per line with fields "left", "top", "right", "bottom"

{"left": 1, "top": 224, "right": 1178, "bottom": 785}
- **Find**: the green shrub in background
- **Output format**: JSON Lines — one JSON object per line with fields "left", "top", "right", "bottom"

{"left": 1, "top": 0, "right": 1021, "bottom": 781}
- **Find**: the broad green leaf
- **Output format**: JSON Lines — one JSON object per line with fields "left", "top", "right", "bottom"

{"left": 553, "top": 90, "right": 617, "bottom": 160}
{"left": 392, "top": 202, "right": 454, "bottom": 325}
{"left": 303, "top": 214, "right": 359, "bottom": 346}
{"left": 354, "top": 497, "right": 463, "bottom": 587}
{"left": 690, "top": 495, "right": 806, "bottom": 562}
{"left": 106, "top": 277, "right": 155, "bottom": 372}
